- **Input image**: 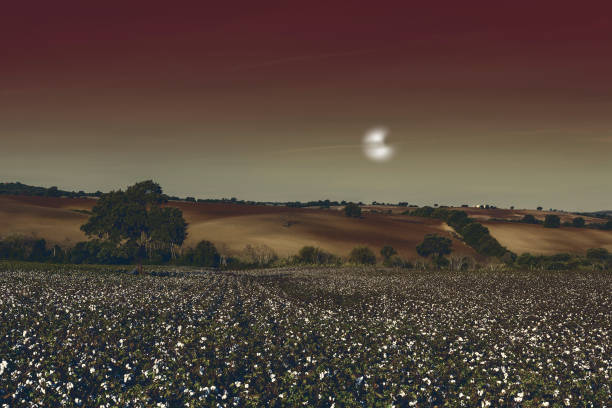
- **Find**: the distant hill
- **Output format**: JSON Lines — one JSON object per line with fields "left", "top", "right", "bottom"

{"left": 1, "top": 195, "right": 612, "bottom": 257}
{"left": 0, "top": 182, "right": 101, "bottom": 198}
{"left": 576, "top": 210, "right": 612, "bottom": 220}
{"left": 0, "top": 194, "right": 481, "bottom": 260}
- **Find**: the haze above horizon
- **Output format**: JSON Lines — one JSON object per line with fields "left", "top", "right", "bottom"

{"left": 1, "top": 1, "right": 611, "bottom": 211}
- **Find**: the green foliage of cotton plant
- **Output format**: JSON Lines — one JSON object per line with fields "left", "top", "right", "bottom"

{"left": 1, "top": 266, "right": 610, "bottom": 406}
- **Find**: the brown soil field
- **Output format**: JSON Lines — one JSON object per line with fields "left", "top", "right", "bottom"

{"left": 453, "top": 207, "right": 605, "bottom": 223}
{"left": 482, "top": 221, "right": 612, "bottom": 255}
{"left": 0, "top": 196, "right": 476, "bottom": 260}
{"left": 361, "top": 205, "right": 606, "bottom": 224}
{"left": 0, "top": 195, "right": 91, "bottom": 246}
{"left": 2, "top": 195, "right": 610, "bottom": 258}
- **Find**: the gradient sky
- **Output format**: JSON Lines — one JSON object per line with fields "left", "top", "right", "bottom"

{"left": 1, "top": 1, "right": 611, "bottom": 210}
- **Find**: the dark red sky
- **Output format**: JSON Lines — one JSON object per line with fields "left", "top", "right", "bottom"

{"left": 1, "top": 1, "right": 611, "bottom": 210}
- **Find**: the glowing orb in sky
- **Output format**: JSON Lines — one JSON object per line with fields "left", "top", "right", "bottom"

{"left": 363, "top": 127, "right": 394, "bottom": 162}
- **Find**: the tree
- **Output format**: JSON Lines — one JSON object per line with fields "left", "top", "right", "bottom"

{"left": 241, "top": 244, "right": 277, "bottom": 267}
{"left": 572, "top": 217, "right": 585, "bottom": 228}
{"left": 543, "top": 214, "right": 561, "bottom": 228}
{"left": 344, "top": 203, "right": 362, "bottom": 218}
{"left": 410, "top": 206, "right": 434, "bottom": 218}
{"left": 516, "top": 253, "right": 538, "bottom": 268}
{"left": 380, "top": 245, "right": 397, "bottom": 260}
{"left": 348, "top": 246, "right": 376, "bottom": 264}
{"left": 80, "top": 181, "right": 188, "bottom": 263}
{"left": 191, "top": 240, "right": 221, "bottom": 267}
{"left": 46, "top": 186, "right": 61, "bottom": 197}
{"left": 295, "top": 246, "right": 339, "bottom": 265}
{"left": 586, "top": 248, "right": 609, "bottom": 262}
{"left": 460, "top": 222, "right": 490, "bottom": 247}
{"left": 416, "top": 234, "right": 452, "bottom": 259}
{"left": 521, "top": 214, "right": 538, "bottom": 224}
{"left": 28, "top": 239, "right": 49, "bottom": 262}
{"left": 148, "top": 206, "right": 188, "bottom": 259}
{"left": 447, "top": 210, "right": 471, "bottom": 230}
{"left": 417, "top": 234, "right": 452, "bottom": 268}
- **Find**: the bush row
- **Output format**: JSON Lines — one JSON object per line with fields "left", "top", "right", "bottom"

{"left": 2, "top": 235, "right": 610, "bottom": 271}
{"left": 516, "top": 248, "right": 612, "bottom": 270}
{"left": 406, "top": 207, "right": 514, "bottom": 259}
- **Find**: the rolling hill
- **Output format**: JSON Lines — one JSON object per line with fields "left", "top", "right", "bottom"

{"left": 1, "top": 195, "right": 611, "bottom": 259}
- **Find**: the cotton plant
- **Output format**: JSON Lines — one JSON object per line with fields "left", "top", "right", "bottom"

{"left": 0, "top": 264, "right": 610, "bottom": 406}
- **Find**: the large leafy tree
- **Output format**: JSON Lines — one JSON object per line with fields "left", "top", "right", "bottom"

{"left": 416, "top": 234, "right": 452, "bottom": 267}
{"left": 81, "top": 181, "right": 187, "bottom": 259}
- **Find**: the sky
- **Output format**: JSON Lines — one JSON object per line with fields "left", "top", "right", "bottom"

{"left": 1, "top": 1, "right": 611, "bottom": 211}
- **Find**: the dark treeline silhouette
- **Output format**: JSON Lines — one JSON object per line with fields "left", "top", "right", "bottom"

{"left": 0, "top": 235, "right": 223, "bottom": 267}
{"left": 406, "top": 206, "right": 514, "bottom": 260}
{"left": 0, "top": 182, "right": 102, "bottom": 198}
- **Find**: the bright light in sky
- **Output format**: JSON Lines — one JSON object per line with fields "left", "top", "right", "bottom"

{"left": 363, "top": 127, "right": 394, "bottom": 162}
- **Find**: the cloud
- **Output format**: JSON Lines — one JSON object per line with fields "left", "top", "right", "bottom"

{"left": 275, "top": 144, "right": 362, "bottom": 154}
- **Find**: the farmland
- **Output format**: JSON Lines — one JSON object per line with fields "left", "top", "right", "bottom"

{"left": 1, "top": 264, "right": 610, "bottom": 406}
{"left": 2, "top": 195, "right": 612, "bottom": 260}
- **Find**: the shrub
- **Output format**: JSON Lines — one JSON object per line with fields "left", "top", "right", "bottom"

{"left": 517, "top": 253, "right": 538, "bottom": 268}
{"left": 50, "top": 244, "right": 66, "bottom": 263}
{"left": 572, "top": 217, "right": 585, "bottom": 228}
{"left": 0, "top": 236, "right": 52, "bottom": 262}
{"left": 28, "top": 239, "right": 49, "bottom": 262}
{"left": 69, "top": 240, "right": 132, "bottom": 265}
{"left": 383, "top": 255, "right": 408, "bottom": 268}
{"left": 476, "top": 235, "right": 508, "bottom": 258}
{"left": 432, "top": 255, "right": 450, "bottom": 268}
{"left": 543, "top": 214, "right": 561, "bottom": 228}
{"left": 344, "top": 203, "right": 362, "bottom": 218}
{"left": 521, "top": 214, "right": 539, "bottom": 224}
{"left": 295, "top": 246, "right": 340, "bottom": 265}
{"left": 549, "top": 253, "right": 572, "bottom": 262}
{"left": 586, "top": 248, "right": 609, "bottom": 262}
{"left": 591, "top": 220, "right": 612, "bottom": 231}
{"left": 409, "top": 206, "right": 434, "bottom": 218}
{"left": 241, "top": 244, "right": 278, "bottom": 267}
{"left": 192, "top": 240, "right": 221, "bottom": 267}
{"left": 348, "top": 246, "right": 376, "bottom": 265}
{"left": 500, "top": 251, "right": 516, "bottom": 265}
{"left": 431, "top": 208, "right": 451, "bottom": 220}
{"left": 416, "top": 234, "right": 452, "bottom": 259}
{"left": 446, "top": 211, "right": 471, "bottom": 230}
{"left": 380, "top": 245, "right": 397, "bottom": 260}
{"left": 460, "top": 222, "right": 490, "bottom": 248}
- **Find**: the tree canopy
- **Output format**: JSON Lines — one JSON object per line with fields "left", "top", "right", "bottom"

{"left": 380, "top": 245, "right": 397, "bottom": 260}
{"left": 543, "top": 214, "right": 561, "bottom": 228}
{"left": 416, "top": 234, "right": 452, "bottom": 259}
{"left": 80, "top": 181, "right": 187, "bottom": 259}
{"left": 344, "top": 203, "right": 362, "bottom": 218}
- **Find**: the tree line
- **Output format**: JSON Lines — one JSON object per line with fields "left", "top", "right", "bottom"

{"left": 2, "top": 182, "right": 610, "bottom": 271}
{"left": 406, "top": 206, "right": 515, "bottom": 261}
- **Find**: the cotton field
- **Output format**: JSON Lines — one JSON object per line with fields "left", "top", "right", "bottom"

{"left": 0, "top": 265, "right": 610, "bottom": 407}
